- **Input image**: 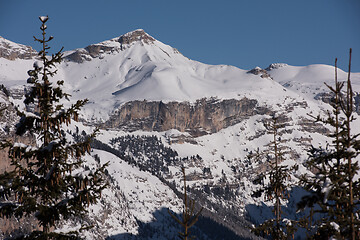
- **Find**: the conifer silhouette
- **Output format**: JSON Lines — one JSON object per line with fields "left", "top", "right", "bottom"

{"left": 252, "top": 115, "right": 297, "bottom": 239}
{"left": 298, "top": 49, "right": 360, "bottom": 239}
{"left": 0, "top": 16, "right": 108, "bottom": 239}
{"left": 168, "top": 168, "right": 203, "bottom": 240}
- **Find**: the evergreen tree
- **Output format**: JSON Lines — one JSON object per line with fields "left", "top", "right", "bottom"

{"left": 0, "top": 16, "right": 108, "bottom": 239}
{"left": 168, "top": 168, "right": 203, "bottom": 240}
{"left": 252, "top": 115, "right": 297, "bottom": 239}
{"left": 298, "top": 49, "right": 360, "bottom": 239}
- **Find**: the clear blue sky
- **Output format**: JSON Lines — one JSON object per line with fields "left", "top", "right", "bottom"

{"left": 1, "top": 0, "right": 359, "bottom": 72}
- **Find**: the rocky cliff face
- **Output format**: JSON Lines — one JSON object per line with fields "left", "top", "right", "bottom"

{"left": 104, "top": 97, "right": 268, "bottom": 136}
{"left": 0, "top": 36, "right": 37, "bottom": 60}
{"left": 315, "top": 91, "right": 360, "bottom": 115}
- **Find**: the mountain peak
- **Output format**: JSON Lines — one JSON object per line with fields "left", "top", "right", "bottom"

{"left": 117, "top": 29, "right": 155, "bottom": 46}
{"left": 64, "top": 29, "right": 158, "bottom": 63}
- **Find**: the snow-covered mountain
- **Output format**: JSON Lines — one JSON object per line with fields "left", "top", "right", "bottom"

{"left": 1, "top": 30, "right": 360, "bottom": 239}
{"left": 1, "top": 30, "right": 359, "bottom": 122}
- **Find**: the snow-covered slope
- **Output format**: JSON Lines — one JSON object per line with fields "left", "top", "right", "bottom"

{"left": 73, "top": 148, "right": 184, "bottom": 240}
{"left": 266, "top": 63, "right": 360, "bottom": 100}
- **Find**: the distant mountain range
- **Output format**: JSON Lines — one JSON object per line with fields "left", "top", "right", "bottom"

{"left": 0, "top": 30, "right": 360, "bottom": 239}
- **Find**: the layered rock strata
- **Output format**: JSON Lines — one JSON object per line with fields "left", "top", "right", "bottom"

{"left": 104, "top": 98, "right": 268, "bottom": 136}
